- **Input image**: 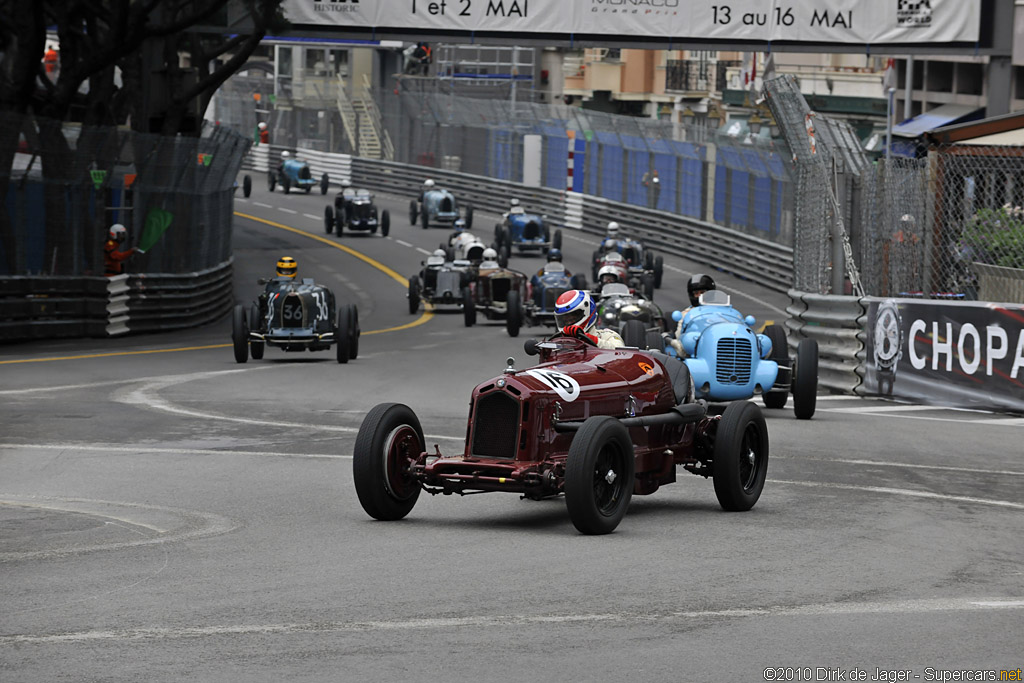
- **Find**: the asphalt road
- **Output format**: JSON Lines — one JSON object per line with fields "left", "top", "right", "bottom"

{"left": 1, "top": 180, "right": 1022, "bottom": 682}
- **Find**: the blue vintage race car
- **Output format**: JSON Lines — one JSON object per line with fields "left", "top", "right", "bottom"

{"left": 507, "top": 263, "right": 588, "bottom": 337}
{"left": 268, "top": 158, "right": 329, "bottom": 195}
{"left": 669, "top": 289, "right": 818, "bottom": 419}
{"left": 409, "top": 188, "right": 473, "bottom": 229}
{"left": 494, "top": 208, "right": 563, "bottom": 256}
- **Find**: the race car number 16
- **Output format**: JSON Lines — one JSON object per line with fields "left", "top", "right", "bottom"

{"left": 524, "top": 369, "right": 580, "bottom": 402}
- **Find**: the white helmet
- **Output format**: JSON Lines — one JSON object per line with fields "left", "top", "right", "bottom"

{"left": 281, "top": 150, "right": 290, "bottom": 158}
{"left": 598, "top": 264, "right": 621, "bottom": 285}
{"left": 341, "top": 179, "right": 352, "bottom": 188}
{"left": 433, "top": 248, "right": 446, "bottom": 258}
{"left": 510, "top": 198, "right": 520, "bottom": 207}
{"left": 108, "top": 223, "right": 127, "bottom": 243}
{"left": 423, "top": 179, "right": 435, "bottom": 188}
{"left": 483, "top": 247, "right": 497, "bottom": 261}
{"left": 607, "top": 221, "right": 620, "bottom": 236}
{"left": 257, "top": 122, "right": 267, "bottom": 130}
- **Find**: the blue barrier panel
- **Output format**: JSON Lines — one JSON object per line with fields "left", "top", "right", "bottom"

{"left": 490, "top": 130, "right": 514, "bottom": 181}
{"left": 594, "top": 131, "right": 623, "bottom": 202}
{"left": 667, "top": 141, "right": 705, "bottom": 219}
{"left": 621, "top": 135, "right": 649, "bottom": 207}
{"left": 586, "top": 138, "right": 600, "bottom": 196}
{"left": 4, "top": 181, "right": 48, "bottom": 274}
{"left": 572, "top": 136, "right": 586, "bottom": 193}
{"left": 767, "top": 154, "right": 787, "bottom": 235}
{"left": 543, "top": 126, "right": 568, "bottom": 190}
{"left": 715, "top": 146, "right": 749, "bottom": 226}
{"left": 743, "top": 149, "right": 771, "bottom": 233}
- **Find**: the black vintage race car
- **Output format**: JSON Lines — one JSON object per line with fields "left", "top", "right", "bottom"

{"left": 407, "top": 252, "right": 473, "bottom": 314}
{"left": 232, "top": 277, "right": 360, "bottom": 363}
{"left": 594, "top": 283, "right": 670, "bottom": 350}
{"left": 324, "top": 187, "right": 390, "bottom": 237}
{"left": 463, "top": 263, "right": 529, "bottom": 332}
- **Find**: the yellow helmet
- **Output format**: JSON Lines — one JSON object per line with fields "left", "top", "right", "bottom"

{"left": 276, "top": 256, "right": 298, "bottom": 279}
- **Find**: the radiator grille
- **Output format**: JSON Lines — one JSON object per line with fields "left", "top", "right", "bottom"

{"left": 491, "top": 278, "right": 511, "bottom": 303}
{"left": 471, "top": 392, "right": 520, "bottom": 459}
{"left": 436, "top": 271, "right": 462, "bottom": 297}
{"left": 524, "top": 221, "right": 541, "bottom": 239}
{"left": 716, "top": 337, "right": 753, "bottom": 384}
{"left": 352, "top": 203, "right": 371, "bottom": 220}
{"left": 273, "top": 293, "right": 306, "bottom": 328}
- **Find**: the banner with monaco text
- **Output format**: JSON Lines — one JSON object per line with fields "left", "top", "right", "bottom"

{"left": 863, "top": 298, "right": 1024, "bottom": 414}
{"left": 283, "top": 0, "right": 980, "bottom": 45}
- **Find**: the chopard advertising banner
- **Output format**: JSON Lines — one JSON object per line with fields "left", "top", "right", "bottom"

{"left": 284, "top": 0, "right": 980, "bottom": 45}
{"left": 864, "top": 298, "right": 1024, "bottom": 413}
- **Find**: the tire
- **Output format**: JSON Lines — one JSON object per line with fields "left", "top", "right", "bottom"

{"left": 645, "top": 251, "right": 654, "bottom": 270}
{"left": 267, "top": 171, "right": 276, "bottom": 192}
{"left": 243, "top": 175, "right": 252, "bottom": 198}
{"left": 712, "top": 402, "right": 769, "bottom": 512}
{"left": 645, "top": 329, "right": 665, "bottom": 352}
{"left": 408, "top": 275, "right": 421, "bottom": 315}
{"left": 231, "top": 304, "right": 248, "bottom": 364}
{"left": 248, "top": 304, "right": 265, "bottom": 360}
{"left": 336, "top": 306, "right": 351, "bottom": 364}
{"left": 463, "top": 287, "right": 476, "bottom": 327}
{"left": 654, "top": 256, "right": 664, "bottom": 289}
{"left": 352, "top": 403, "right": 424, "bottom": 521}
{"left": 506, "top": 290, "right": 522, "bottom": 337}
{"left": 498, "top": 246, "right": 509, "bottom": 269}
{"left": 409, "top": 200, "right": 418, "bottom": 226}
{"left": 792, "top": 338, "right": 818, "bottom": 420}
{"left": 421, "top": 207, "right": 429, "bottom": 230}
{"left": 564, "top": 416, "right": 635, "bottom": 535}
{"left": 348, "top": 305, "right": 360, "bottom": 359}
{"left": 282, "top": 176, "right": 290, "bottom": 194}
{"left": 324, "top": 205, "right": 334, "bottom": 234}
{"left": 622, "top": 319, "right": 647, "bottom": 348}
{"left": 464, "top": 203, "right": 474, "bottom": 229}
{"left": 320, "top": 173, "right": 329, "bottom": 195}
{"left": 499, "top": 227, "right": 510, "bottom": 252}
{"left": 762, "top": 325, "right": 789, "bottom": 410}
{"left": 552, "top": 229, "right": 563, "bottom": 251}
{"left": 494, "top": 223, "right": 504, "bottom": 248}
{"left": 641, "top": 274, "right": 655, "bottom": 300}
{"left": 381, "top": 210, "right": 390, "bottom": 237}
{"left": 336, "top": 206, "right": 346, "bottom": 237}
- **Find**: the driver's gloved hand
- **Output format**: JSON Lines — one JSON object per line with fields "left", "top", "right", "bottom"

{"left": 563, "top": 324, "right": 587, "bottom": 340}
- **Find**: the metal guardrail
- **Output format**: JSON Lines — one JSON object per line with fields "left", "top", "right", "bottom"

{"left": 0, "top": 260, "right": 234, "bottom": 342}
{"left": 786, "top": 289, "right": 866, "bottom": 394}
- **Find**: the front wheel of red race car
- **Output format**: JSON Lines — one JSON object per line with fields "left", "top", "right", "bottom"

{"left": 353, "top": 403, "right": 425, "bottom": 521}
{"left": 565, "top": 416, "right": 635, "bottom": 535}
{"left": 712, "top": 401, "right": 769, "bottom": 512}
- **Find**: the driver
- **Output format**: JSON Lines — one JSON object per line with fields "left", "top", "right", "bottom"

{"left": 419, "top": 178, "right": 435, "bottom": 202}
{"left": 447, "top": 218, "right": 468, "bottom": 246}
{"left": 554, "top": 289, "right": 624, "bottom": 349}
{"left": 478, "top": 247, "right": 501, "bottom": 273}
{"left": 599, "top": 221, "right": 620, "bottom": 252}
{"left": 597, "top": 264, "right": 621, "bottom": 287}
{"left": 667, "top": 273, "right": 717, "bottom": 356}
{"left": 259, "top": 256, "right": 299, "bottom": 316}
{"left": 277, "top": 150, "right": 290, "bottom": 177}
{"left": 533, "top": 248, "right": 571, "bottom": 278}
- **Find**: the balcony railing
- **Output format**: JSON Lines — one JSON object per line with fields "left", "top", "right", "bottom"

{"left": 665, "top": 59, "right": 739, "bottom": 94}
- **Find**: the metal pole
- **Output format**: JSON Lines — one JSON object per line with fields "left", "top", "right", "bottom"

{"left": 885, "top": 87, "right": 895, "bottom": 181}
{"left": 903, "top": 57, "right": 913, "bottom": 121}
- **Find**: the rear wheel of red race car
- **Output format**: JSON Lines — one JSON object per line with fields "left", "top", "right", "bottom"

{"left": 565, "top": 416, "right": 635, "bottom": 535}
{"left": 353, "top": 403, "right": 424, "bottom": 521}
{"left": 712, "top": 401, "right": 769, "bottom": 512}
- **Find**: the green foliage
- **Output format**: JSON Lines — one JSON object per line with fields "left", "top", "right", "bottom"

{"left": 960, "top": 205, "right": 1024, "bottom": 270}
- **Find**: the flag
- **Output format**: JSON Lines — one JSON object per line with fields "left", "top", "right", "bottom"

{"left": 761, "top": 52, "right": 777, "bottom": 84}
{"left": 139, "top": 208, "right": 173, "bottom": 252}
{"left": 882, "top": 58, "right": 896, "bottom": 94}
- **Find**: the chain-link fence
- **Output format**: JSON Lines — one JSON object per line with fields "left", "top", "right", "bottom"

{"left": 765, "top": 74, "right": 1024, "bottom": 301}
{"left": 1, "top": 112, "right": 251, "bottom": 277}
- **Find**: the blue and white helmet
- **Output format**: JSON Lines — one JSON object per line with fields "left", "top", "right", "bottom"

{"left": 554, "top": 289, "right": 597, "bottom": 332}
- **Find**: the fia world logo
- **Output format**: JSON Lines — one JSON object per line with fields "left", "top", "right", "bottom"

{"left": 896, "top": 0, "right": 932, "bottom": 28}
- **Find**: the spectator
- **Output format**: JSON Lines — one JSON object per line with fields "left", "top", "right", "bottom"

{"left": 642, "top": 168, "right": 660, "bottom": 208}
{"left": 43, "top": 44, "right": 59, "bottom": 79}
{"left": 257, "top": 121, "right": 269, "bottom": 145}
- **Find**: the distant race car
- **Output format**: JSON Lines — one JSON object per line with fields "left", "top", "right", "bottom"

{"left": 494, "top": 207, "right": 562, "bottom": 256}
{"left": 592, "top": 236, "right": 663, "bottom": 289}
{"left": 232, "top": 277, "right": 359, "bottom": 364}
{"left": 667, "top": 289, "right": 819, "bottom": 419}
{"left": 507, "top": 262, "right": 588, "bottom": 337}
{"left": 594, "top": 282, "right": 669, "bottom": 351}
{"left": 447, "top": 231, "right": 491, "bottom": 264}
{"left": 268, "top": 157, "right": 329, "bottom": 195}
{"left": 410, "top": 187, "right": 473, "bottom": 229}
{"left": 325, "top": 187, "right": 390, "bottom": 237}
{"left": 352, "top": 332, "right": 770, "bottom": 535}
{"left": 407, "top": 252, "right": 474, "bottom": 314}
{"left": 462, "top": 263, "right": 529, "bottom": 332}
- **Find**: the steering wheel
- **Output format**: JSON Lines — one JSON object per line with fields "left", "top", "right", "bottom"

{"left": 549, "top": 328, "right": 598, "bottom": 347}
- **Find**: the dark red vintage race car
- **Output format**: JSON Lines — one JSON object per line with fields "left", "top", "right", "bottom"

{"left": 353, "top": 333, "right": 769, "bottom": 535}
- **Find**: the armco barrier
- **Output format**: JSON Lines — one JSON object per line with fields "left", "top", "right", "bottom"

{"left": 243, "top": 145, "right": 794, "bottom": 292}
{"left": 786, "top": 290, "right": 866, "bottom": 395}
{"left": 0, "top": 260, "right": 233, "bottom": 342}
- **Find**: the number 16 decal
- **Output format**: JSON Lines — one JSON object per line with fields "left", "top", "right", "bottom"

{"left": 524, "top": 369, "right": 580, "bottom": 402}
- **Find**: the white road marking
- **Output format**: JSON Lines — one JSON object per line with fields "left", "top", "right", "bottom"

{"left": 814, "top": 395, "right": 866, "bottom": 401}
{"left": 277, "top": 207, "right": 297, "bottom": 215}
{"left": 3, "top": 597, "right": 1020, "bottom": 643}
{"left": 0, "top": 370, "right": 256, "bottom": 395}
{"left": 303, "top": 213, "right": 320, "bottom": 221}
{"left": 823, "top": 405, "right": 944, "bottom": 414}
{"left": 771, "top": 455, "right": 1024, "bottom": 477}
{"left": 396, "top": 239, "right": 413, "bottom": 248}
{"left": 0, "top": 443, "right": 348, "bottom": 460}
{"left": 817, "top": 407, "right": 1024, "bottom": 425}
{"left": 252, "top": 202, "right": 272, "bottom": 209}
{"left": 773, "top": 480, "right": 1024, "bottom": 510}
{"left": 415, "top": 247, "right": 432, "bottom": 255}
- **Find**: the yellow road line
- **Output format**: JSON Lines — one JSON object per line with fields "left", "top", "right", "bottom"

{"left": 1, "top": 214, "right": 433, "bottom": 364}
